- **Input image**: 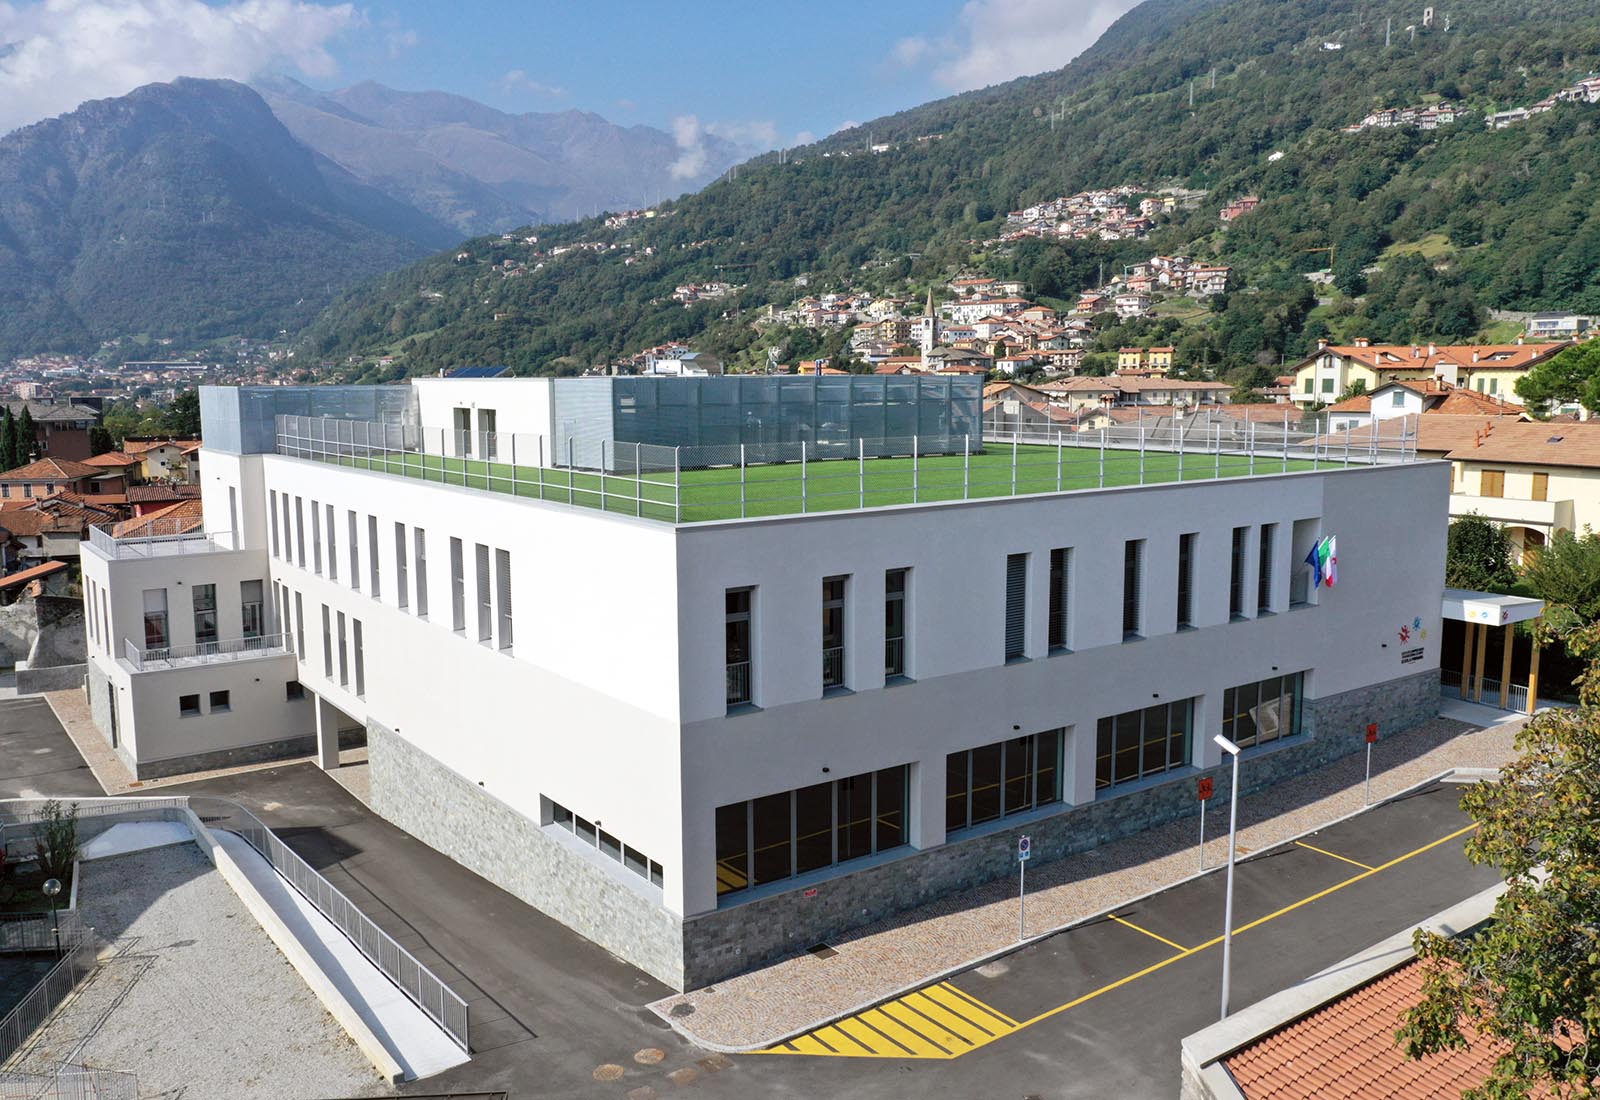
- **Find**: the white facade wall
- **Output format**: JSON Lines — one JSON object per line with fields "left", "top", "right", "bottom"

{"left": 411, "top": 378, "right": 555, "bottom": 458}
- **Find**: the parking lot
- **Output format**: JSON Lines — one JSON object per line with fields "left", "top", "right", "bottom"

{"left": 0, "top": 696, "right": 1500, "bottom": 1099}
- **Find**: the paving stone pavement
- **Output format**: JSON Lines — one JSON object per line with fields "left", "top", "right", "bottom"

{"left": 14, "top": 841, "right": 386, "bottom": 1098}
{"left": 652, "top": 713, "right": 1525, "bottom": 1048}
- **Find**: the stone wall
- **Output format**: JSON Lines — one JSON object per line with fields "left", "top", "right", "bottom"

{"left": 362, "top": 669, "right": 1441, "bottom": 991}
{"left": 0, "top": 594, "right": 85, "bottom": 672}
{"left": 365, "top": 720, "right": 687, "bottom": 990}
{"left": 16, "top": 664, "right": 84, "bottom": 694}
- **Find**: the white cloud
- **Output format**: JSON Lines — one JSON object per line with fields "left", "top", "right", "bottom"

{"left": 834, "top": 119, "right": 861, "bottom": 133}
{"left": 0, "top": 0, "right": 361, "bottom": 135}
{"left": 667, "top": 113, "right": 781, "bottom": 180}
{"left": 500, "top": 67, "right": 565, "bottom": 99}
{"left": 385, "top": 28, "right": 418, "bottom": 59}
{"left": 889, "top": 0, "right": 1139, "bottom": 92}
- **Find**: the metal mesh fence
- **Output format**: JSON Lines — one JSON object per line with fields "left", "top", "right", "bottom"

{"left": 0, "top": 1069, "right": 137, "bottom": 1100}
{"left": 0, "top": 933, "right": 95, "bottom": 1067}
{"left": 275, "top": 412, "right": 1420, "bottom": 525}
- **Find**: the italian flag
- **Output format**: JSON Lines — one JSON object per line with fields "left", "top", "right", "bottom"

{"left": 1305, "top": 535, "right": 1338, "bottom": 588}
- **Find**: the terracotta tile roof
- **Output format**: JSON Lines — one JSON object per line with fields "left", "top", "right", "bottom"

{"left": 121, "top": 438, "right": 201, "bottom": 456}
{"left": 0, "top": 560, "right": 68, "bottom": 589}
{"left": 79, "top": 451, "right": 142, "bottom": 468}
{"left": 1302, "top": 341, "right": 1570, "bottom": 375}
{"left": 1444, "top": 420, "right": 1600, "bottom": 468}
{"left": 1211, "top": 404, "right": 1307, "bottom": 423}
{"left": 1327, "top": 413, "right": 1525, "bottom": 455}
{"left": 127, "top": 484, "right": 200, "bottom": 503}
{"left": 0, "top": 457, "right": 98, "bottom": 481}
{"left": 110, "top": 498, "right": 204, "bottom": 538}
{"left": 1326, "top": 394, "right": 1372, "bottom": 413}
{"left": 1223, "top": 959, "right": 1530, "bottom": 1099}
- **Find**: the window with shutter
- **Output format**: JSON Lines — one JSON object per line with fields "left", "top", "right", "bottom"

{"left": 1004, "top": 553, "right": 1027, "bottom": 660}
{"left": 495, "top": 548, "right": 512, "bottom": 650}
{"left": 269, "top": 490, "right": 279, "bottom": 557}
{"left": 450, "top": 538, "right": 465, "bottom": 631}
{"left": 1230, "top": 526, "right": 1249, "bottom": 620}
{"left": 476, "top": 543, "right": 492, "bottom": 643}
{"left": 368, "top": 516, "right": 380, "bottom": 597}
{"left": 415, "top": 529, "right": 429, "bottom": 617}
{"left": 311, "top": 501, "right": 322, "bottom": 574}
{"left": 1531, "top": 472, "right": 1549, "bottom": 502}
{"left": 1123, "top": 540, "right": 1143, "bottom": 639}
{"left": 1177, "top": 533, "right": 1196, "bottom": 629}
{"left": 348, "top": 512, "right": 360, "bottom": 590}
{"left": 1257, "top": 524, "right": 1276, "bottom": 613}
{"left": 326, "top": 505, "right": 337, "bottom": 581}
{"left": 394, "top": 523, "right": 408, "bottom": 609}
{"left": 1048, "top": 548, "right": 1071, "bottom": 651}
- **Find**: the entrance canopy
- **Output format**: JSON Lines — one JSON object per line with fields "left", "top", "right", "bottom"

{"left": 1442, "top": 588, "right": 1545, "bottom": 627}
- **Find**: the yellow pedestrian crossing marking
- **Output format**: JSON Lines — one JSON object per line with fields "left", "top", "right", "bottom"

{"left": 757, "top": 981, "right": 1019, "bottom": 1059}
{"left": 748, "top": 821, "right": 1479, "bottom": 1062}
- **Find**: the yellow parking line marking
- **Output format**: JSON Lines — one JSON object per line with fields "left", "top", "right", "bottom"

{"left": 834, "top": 1016, "right": 904, "bottom": 1056}
{"left": 754, "top": 821, "right": 1479, "bottom": 1060}
{"left": 933, "top": 982, "right": 1020, "bottom": 1029}
{"left": 858, "top": 1007, "right": 948, "bottom": 1057}
{"left": 1109, "top": 914, "right": 1190, "bottom": 953}
{"left": 903, "top": 991, "right": 995, "bottom": 1045}
{"left": 1295, "top": 840, "right": 1375, "bottom": 871}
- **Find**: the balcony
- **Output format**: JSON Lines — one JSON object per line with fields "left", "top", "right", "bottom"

{"left": 822, "top": 646, "right": 845, "bottom": 690}
{"left": 88, "top": 522, "right": 237, "bottom": 560}
{"left": 123, "top": 632, "right": 290, "bottom": 671}
{"left": 1448, "top": 493, "right": 1573, "bottom": 533}
{"left": 726, "top": 661, "right": 752, "bottom": 707}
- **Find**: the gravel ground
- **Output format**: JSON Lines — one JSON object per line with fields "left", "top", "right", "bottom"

{"left": 15, "top": 841, "right": 387, "bottom": 1099}
{"left": 653, "top": 712, "right": 1526, "bottom": 1048}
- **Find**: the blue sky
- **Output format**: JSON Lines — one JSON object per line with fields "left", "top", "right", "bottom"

{"left": 0, "top": 0, "right": 1139, "bottom": 140}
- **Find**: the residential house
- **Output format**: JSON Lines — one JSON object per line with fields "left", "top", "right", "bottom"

{"left": 1443, "top": 420, "right": 1600, "bottom": 561}
{"left": 1289, "top": 340, "right": 1571, "bottom": 407}
{"left": 0, "top": 457, "right": 105, "bottom": 501}
{"left": 2, "top": 399, "right": 103, "bottom": 461}
{"left": 123, "top": 439, "right": 204, "bottom": 483}
{"left": 1115, "top": 293, "right": 1152, "bottom": 319}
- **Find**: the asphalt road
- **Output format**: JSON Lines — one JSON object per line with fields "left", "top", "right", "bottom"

{"left": 0, "top": 703, "right": 1498, "bottom": 1100}
{"left": 0, "top": 696, "right": 104, "bottom": 799}
{"left": 164, "top": 767, "right": 1494, "bottom": 1100}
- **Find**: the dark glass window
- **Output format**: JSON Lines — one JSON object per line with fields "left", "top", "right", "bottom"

{"left": 1222, "top": 671, "right": 1305, "bottom": 749}
{"left": 1048, "top": 548, "right": 1071, "bottom": 650}
{"left": 947, "top": 730, "right": 1064, "bottom": 833}
{"left": 836, "top": 773, "right": 873, "bottom": 863}
{"left": 1258, "top": 524, "right": 1276, "bottom": 612}
{"left": 970, "top": 742, "right": 1003, "bottom": 825}
{"left": 1123, "top": 540, "right": 1143, "bottom": 639}
{"left": 875, "top": 765, "right": 907, "bottom": 851}
{"left": 1230, "top": 526, "right": 1249, "bottom": 619}
{"left": 794, "top": 782, "right": 834, "bottom": 874}
{"left": 715, "top": 802, "right": 749, "bottom": 897}
{"left": 885, "top": 568, "right": 907, "bottom": 677}
{"left": 1177, "top": 533, "right": 1196, "bottom": 629}
{"left": 945, "top": 750, "right": 969, "bottom": 833}
{"left": 1095, "top": 699, "right": 1197, "bottom": 792}
{"left": 726, "top": 587, "right": 753, "bottom": 707}
{"left": 751, "top": 792, "right": 792, "bottom": 885}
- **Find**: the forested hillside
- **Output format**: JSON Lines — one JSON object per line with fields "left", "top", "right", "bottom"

{"left": 301, "top": 0, "right": 1600, "bottom": 384}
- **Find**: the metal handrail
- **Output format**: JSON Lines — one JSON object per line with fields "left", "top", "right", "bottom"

{"left": 822, "top": 646, "right": 845, "bottom": 689}
{"left": 126, "top": 632, "right": 290, "bottom": 671}
{"left": 726, "top": 661, "right": 752, "bottom": 706}
{"left": 87, "top": 522, "right": 219, "bottom": 559}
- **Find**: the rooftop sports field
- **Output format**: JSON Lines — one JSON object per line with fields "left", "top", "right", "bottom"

{"left": 294, "top": 440, "right": 1329, "bottom": 523}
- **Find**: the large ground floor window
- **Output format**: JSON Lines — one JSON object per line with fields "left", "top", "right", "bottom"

{"left": 1096, "top": 698, "right": 1194, "bottom": 792}
{"left": 1221, "top": 672, "right": 1304, "bottom": 749}
{"left": 946, "top": 729, "right": 1063, "bottom": 833}
{"left": 715, "top": 763, "right": 910, "bottom": 898}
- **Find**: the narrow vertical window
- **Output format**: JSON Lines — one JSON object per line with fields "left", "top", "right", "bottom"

{"left": 475, "top": 543, "right": 492, "bottom": 643}
{"left": 414, "top": 529, "right": 429, "bottom": 618}
{"left": 311, "top": 501, "right": 322, "bottom": 574}
{"left": 269, "top": 490, "right": 279, "bottom": 557}
{"left": 336, "top": 612, "right": 348, "bottom": 685}
{"left": 353, "top": 620, "right": 365, "bottom": 697}
{"left": 394, "top": 523, "right": 409, "bottom": 609}
{"left": 192, "top": 584, "right": 217, "bottom": 645}
{"left": 294, "top": 592, "right": 305, "bottom": 659}
{"left": 884, "top": 568, "right": 907, "bottom": 678}
{"left": 1048, "top": 548, "right": 1071, "bottom": 651}
{"left": 495, "top": 548, "right": 512, "bottom": 650}
{"left": 1257, "top": 523, "right": 1276, "bottom": 613}
{"left": 294, "top": 498, "right": 305, "bottom": 567}
{"left": 322, "top": 605, "right": 333, "bottom": 678}
{"left": 1177, "top": 532, "right": 1196, "bottom": 629}
{"left": 822, "top": 575, "right": 846, "bottom": 690}
{"left": 1122, "top": 539, "right": 1144, "bottom": 640}
{"left": 1004, "top": 553, "right": 1027, "bottom": 660}
{"left": 326, "top": 504, "right": 337, "bottom": 581}
{"left": 1230, "top": 525, "right": 1249, "bottom": 620}
{"left": 367, "top": 516, "right": 380, "bottom": 598}
{"left": 281, "top": 494, "right": 292, "bottom": 561}
{"left": 348, "top": 512, "right": 360, "bottom": 590}
{"left": 240, "top": 580, "right": 264, "bottom": 639}
{"left": 726, "top": 587, "right": 753, "bottom": 708}
{"left": 228, "top": 487, "right": 239, "bottom": 547}
{"left": 450, "top": 537, "right": 465, "bottom": 631}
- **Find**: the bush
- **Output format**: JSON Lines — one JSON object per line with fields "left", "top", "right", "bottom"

{"left": 33, "top": 800, "right": 79, "bottom": 883}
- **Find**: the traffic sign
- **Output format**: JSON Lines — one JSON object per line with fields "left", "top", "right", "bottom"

{"left": 1366, "top": 723, "right": 1379, "bottom": 744}
{"left": 1198, "top": 776, "right": 1214, "bottom": 801}
{"left": 1018, "top": 835, "right": 1031, "bottom": 862}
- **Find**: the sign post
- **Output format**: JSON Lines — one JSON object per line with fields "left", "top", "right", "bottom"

{"left": 1364, "top": 724, "right": 1378, "bottom": 805}
{"left": 1017, "top": 835, "right": 1031, "bottom": 940}
{"left": 1197, "top": 776, "right": 1215, "bottom": 870}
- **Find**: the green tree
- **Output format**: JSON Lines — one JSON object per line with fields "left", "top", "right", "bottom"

{"left": 17, "top": 407, "right": 36, "bottom": 463}
{"left": 163, "top": 390, "right": 201, "bottom": 438}
{"left": 1515, "top": 341, "right": 1600, "bottom": 414}
{"left": 1445, "top": 515, "right": 1516, "bottom": 591}
{"left": 0, "top": 409, "right": 17, "bottom": 471}
{"left": 1398, "top": 630, "right": 1600, "bottom": 1098}
{"left": 87, "top": 427, "right": 116, "bottom": 456}
{"left": 1519, "top": 527, "right": 1600, "bottom": 632}
{"left": 1338, "top": 378, "right": 1369, "bottom": 401}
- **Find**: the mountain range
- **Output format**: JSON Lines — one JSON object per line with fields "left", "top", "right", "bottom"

{"left": 299, "top": 0, "right": 1600, "bottom": 384}
{"left": 0, "top": 78, "right": 745, "bottom": 359}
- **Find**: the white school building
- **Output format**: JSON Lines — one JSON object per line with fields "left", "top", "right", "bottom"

{"left": 79, "top": 379, "right": 1450, "bottom": 990}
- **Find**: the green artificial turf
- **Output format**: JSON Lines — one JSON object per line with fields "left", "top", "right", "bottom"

{"left": 309, "top": 444, "right": 1322, "bottom": 524}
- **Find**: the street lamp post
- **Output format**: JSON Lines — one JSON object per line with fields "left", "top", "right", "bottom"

{"left": 1213, "top": 734, "right": 1242, "bottom": 1020}
{"left": 42, "top": 877, "right": 62, "bottom": 958}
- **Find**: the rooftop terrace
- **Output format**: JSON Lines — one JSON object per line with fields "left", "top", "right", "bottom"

{"left": 274, "top": 414, "right": 1421, "bottom": 525}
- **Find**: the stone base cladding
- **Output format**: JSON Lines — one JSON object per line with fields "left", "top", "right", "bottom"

{"left": 366, "top": 720, "right": 687, "bottom": 990}
{"left": 131, "top": 728, "right": 362, "bottom": 780}
{"left": 680, "top": 668, "right": 1442, "bottom": 988}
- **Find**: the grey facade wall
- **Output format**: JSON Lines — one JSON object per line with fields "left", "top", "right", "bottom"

{"left": 363, "top": 669, "right": 1438, "bottom": 991}
{"left": 680, "top": 668, "right": 1442, "bottom": 988}
{"left": 366, "top": 720, "right": 687, "bottom": 990}
{"left": 86, "top": 661, "right": 114, "bottom": 745}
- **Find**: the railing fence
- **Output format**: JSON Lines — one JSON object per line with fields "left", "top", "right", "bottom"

{"left": 0, "top": 1069, "right": 137, "bottom": 1100}
{"left": 125, "top": 632, "right": 291, "bottom": 671}
{"left": 0, "top": 930, "right": 95, "bottom": 1067}
{"left": 276, "top": 411, "right": 1420, "bottom": 524}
